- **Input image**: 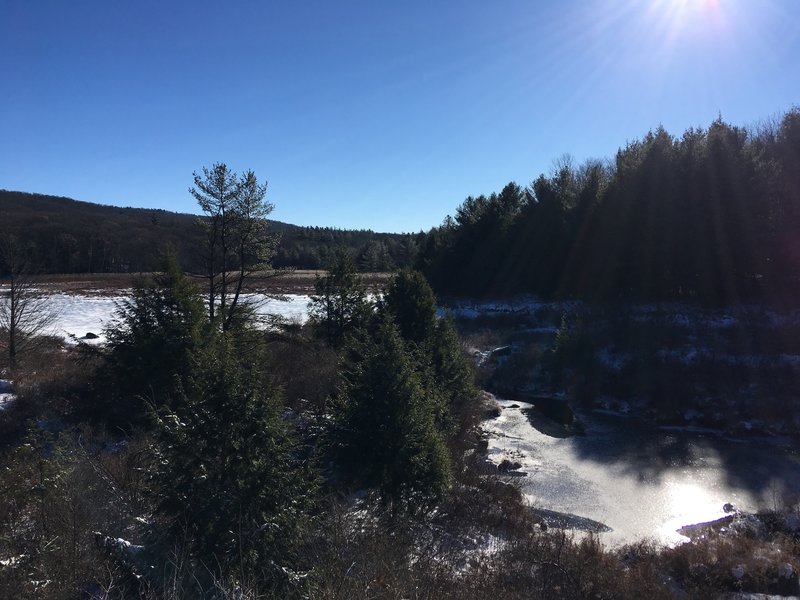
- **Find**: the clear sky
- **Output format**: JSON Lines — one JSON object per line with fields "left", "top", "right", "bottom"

{"left": 1, "top": 0, "right": 798, "bottom": 233}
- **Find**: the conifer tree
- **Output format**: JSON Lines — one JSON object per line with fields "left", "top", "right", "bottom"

{"left": 153, "top": 333, "right": 314, "bottom": 586}
{"left": 336, "top": 316, "right": 452, "bottom": 508}
{"left": 190, "top": 163, "right": 277, "bottom": 331}
{"left": 102, "top": 254, "right": 205, "bottom": 423}
{"left": 383, "top": 269, "right": 437, "bottom": 345}
{"left": 308, "top": 247, "right": 370, "bottom": 346}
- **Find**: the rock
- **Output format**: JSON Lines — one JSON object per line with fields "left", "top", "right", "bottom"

{"left": 508, "top": 403, "right": 520, "bottom": 409}
{"left": 723, "top": 502, "right": 736, "bottom": 513}
{"left": 476, "top": 438, "right": 489, "bottom": 452}
{"left": 84, "top": 332, "right": 99, "bottom": 339}
{"left": 731, "top": 564, "right": 746, "bottom": 580}
{"left": 486, "top": 404, "right": 502, "bottom": 418}
{"left": 498, "top": 459, "right": 523, "bottom": 473}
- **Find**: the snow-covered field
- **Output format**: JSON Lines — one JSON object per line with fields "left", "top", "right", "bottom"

{"left": 42, "top": 292, "right": 312, "bottom": 343}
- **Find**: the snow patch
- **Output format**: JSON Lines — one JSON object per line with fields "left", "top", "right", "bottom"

{"left": 0, "top": 379, "right": 15, "bottom": 412}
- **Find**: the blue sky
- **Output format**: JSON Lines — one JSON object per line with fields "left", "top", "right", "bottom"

{"left": 2, "top": 0, "right": 798, "bottom": 232}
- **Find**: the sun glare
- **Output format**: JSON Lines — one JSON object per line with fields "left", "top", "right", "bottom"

{"left": 655, "top": 0, "right": 721, "bottom": 26}
{"left": 643, "top": 0, "right": 728, "bottom": 54}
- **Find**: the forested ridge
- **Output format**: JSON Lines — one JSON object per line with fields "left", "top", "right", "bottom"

{"left": 0, "top": 190, "right": 418, "bottom": 274}
{"left": 418, "top": 108, "right": 800, "bottom": 306}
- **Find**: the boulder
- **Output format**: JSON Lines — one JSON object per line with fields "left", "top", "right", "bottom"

{"left": 498, "top": 459, "right": 523, "bottom": 473}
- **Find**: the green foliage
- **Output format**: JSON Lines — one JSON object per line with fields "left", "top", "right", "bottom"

{"left": 382, "top": 269, "right": 479, "bottom": 445}
{"left": 335, "top": 316, "right": 453, "bottom": 508}
{"left": 427, "top": 314, "right": 478, "bottom": 439}
{"left": 308, "top": 247, "right": 372, "bottom": 346}
{"left": 190, "top": 163, "right": 278, "bottom": 330}
{"left": 383, "top": 269, "right": 437, "bottom": 344}
{"left": 99, "top": 253, "right": 316, "bottom": 591}
{"left": 101, "top": 255, "right": 206, "bottom": 424}
{"left": 152, "top": 333, "right": 315, "bottom": 586}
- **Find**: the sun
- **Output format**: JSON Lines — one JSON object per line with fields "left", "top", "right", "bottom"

{"left": 645, "top": 0, "right": 726, "bottom": 46}
{"left": 659, "top": 0, "right": 719, "bottom": 19}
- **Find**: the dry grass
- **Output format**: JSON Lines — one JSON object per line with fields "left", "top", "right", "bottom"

{"left": 20, "top": 270, "right": 395, "bottom": 296}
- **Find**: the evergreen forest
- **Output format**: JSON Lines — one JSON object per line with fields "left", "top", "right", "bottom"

{"left": 419, "top": 109, "right": 800, "bottom": 307}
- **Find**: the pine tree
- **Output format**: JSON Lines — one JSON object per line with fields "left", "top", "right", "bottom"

{"left": 383, "top": 269, "right": 437, "bottom": 345}
{"left": 102, "top": 254, "right": 205, "bottom": 423}
{"left": 153, "top": 333, "right": 314, "bottom": 586}
{"left": 383, "top": 270, "right": 478, "bottom": 443}
{"left": 336, "top": 316, "right": 452, "bottom": 509}
{"left": 190, "top": 163, "right": 277, "bottom": 331}
{"left": 308, "top": 248, "right": 370, "bottom": 346}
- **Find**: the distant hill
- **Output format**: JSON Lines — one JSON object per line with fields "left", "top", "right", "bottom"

{"left": 0, "top": 190, "right": 420, "bottom": 274}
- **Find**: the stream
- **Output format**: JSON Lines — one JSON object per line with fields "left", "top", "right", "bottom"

{"left": 483, "top": 398, "right": 800, "bottom": 546}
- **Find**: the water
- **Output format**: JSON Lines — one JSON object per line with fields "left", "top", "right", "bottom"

{"left": 484, "top": 398, "right": 800, "bottom": 546}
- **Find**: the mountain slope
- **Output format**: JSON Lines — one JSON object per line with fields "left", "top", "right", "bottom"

{"left": 0, "top": 190, "right": 418, "bottom": 273}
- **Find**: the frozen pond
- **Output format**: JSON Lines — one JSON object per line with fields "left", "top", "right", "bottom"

{"left": 43, "top": 292, "right": 312, "bottom": 342}
{"left": 484, "top": 398, "right": 800, "bottom": 546}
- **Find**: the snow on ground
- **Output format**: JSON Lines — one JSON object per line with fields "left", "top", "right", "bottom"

{"left": 447, "top": 296, "right": 800, "bottom": 333}
{"left": 442, "top": 296, "right": 576, "bottom": 319}
{"left": 0, "top": 394, "right": 15, "bottom": 411}
{"left": 49, "top": 293, "right": 127, "bottom": 343}
{"left": 0, "top": 379, "right": 15, "bottom": 411}
{"left": 249, "top": 293, "right": 312, "bottom": 324}
{"left": 43, "top": 292, "right": 313, "bottom": 344}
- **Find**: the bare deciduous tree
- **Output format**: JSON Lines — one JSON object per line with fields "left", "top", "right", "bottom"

{"left": 0, "top": 233, "right": 57, "bottom": 370}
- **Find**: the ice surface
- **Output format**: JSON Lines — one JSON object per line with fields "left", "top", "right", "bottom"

{"left": 480, "top": 398, "right": 798, "bottom": 546}
{"left": 42, "top": 292, "right": 313, "bottom": 343}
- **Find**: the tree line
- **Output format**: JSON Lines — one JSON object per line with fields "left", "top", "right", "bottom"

{"left": 0, "top": 189, "right": 419, "bottom": 275}
{"left": 418, "top": 108, "right": 800, "bottom": 306}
